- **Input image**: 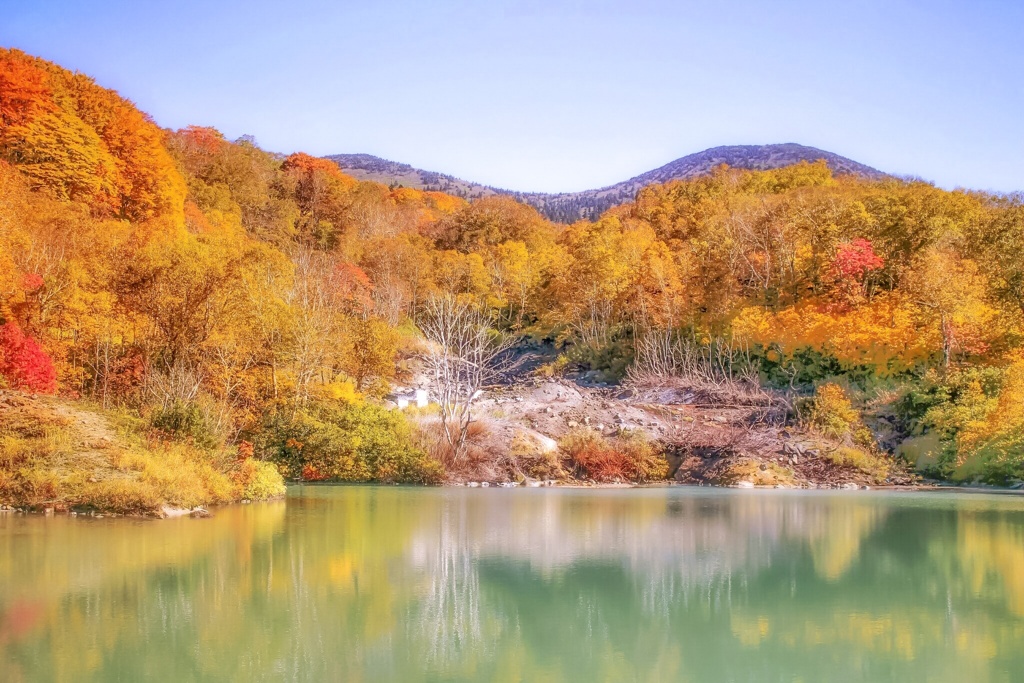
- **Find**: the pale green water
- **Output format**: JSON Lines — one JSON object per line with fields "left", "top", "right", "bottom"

{"left": 2, "top": 487, "right": 1024, "bottom": 682}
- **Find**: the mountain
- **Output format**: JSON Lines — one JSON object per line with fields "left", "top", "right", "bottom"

{"left": 326, "top": 144, "right": 885, "bottom": 223}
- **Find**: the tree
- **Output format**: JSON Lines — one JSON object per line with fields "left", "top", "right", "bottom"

{"left": 830, "top": 237, "right": 884, "bottom": 306}
{"left": 420, "top": 295, "right": 514, "bottom": 461}
{"left": 0, "top": 321, "right": 57, "bottom": 393}
{"left": 281, "top": 152, "right": 357, "bottom": 249}
{"left": 0, "top": 48, "right": 186, "bottom": 222}
{"left": 905, "top": 248, "right": 997, "bottom": 368}
{"left": 431, "top": 195, "right": 552, "bottom": 253}
{"left": 340, "top": 316, "right": 397, "bottom": 396}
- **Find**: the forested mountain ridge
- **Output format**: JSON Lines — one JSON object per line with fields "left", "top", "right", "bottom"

{"left": 327, "top": 144, "right": 885, "bottom": 222}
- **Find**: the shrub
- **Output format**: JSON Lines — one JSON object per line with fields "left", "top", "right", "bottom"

{"left": 108, "top": 442, "right": 236, "bottom": 509}
{"left": 500, "top": 433, "right": 566, "bottom": 481}
{"left": 920, "top": 360, "right": 1024, "bottom": 483}
{"left": 825, "top": 446, "right": 891, "bottom": 481}
{"left": 803, "top": 383, "right": 860, "bottom": 439}
{"left": 756, "top": 344, "right": 872, "bottom": 390}
{"left": 562, "top": 334, "right": 635, "bottom": 381}
{"left": 895, "top": 367, "right": 1004, "bottom": 438}
{"left": 800, "top": 382, "right": 894, "bottom": 482}
{"left": 231, "top": 457, "right": 287, "bottom": 500}
{"left": 0, "top": 321, "right": 57, "bottom": 393}
{"left": 84, "top": 479, "right": 163, "bottom": 515}
{"left": 889, "top": 363, "right": 1024, "bottom": 483}
{"left": 150, "top": 400, "right": 220, "bottom": 449}
{"left": 559, "top": 429, "right": 668, "bottom": 483}
{"left": 261, "top": 398, "right": 444, "bottom": 484}
{"left": 536, "top": 353, "right": 571, "bottom": 378}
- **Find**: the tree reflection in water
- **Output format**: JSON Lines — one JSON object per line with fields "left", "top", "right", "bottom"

{"left": 2, "top": 487, "right": 1024, "bottom": 682}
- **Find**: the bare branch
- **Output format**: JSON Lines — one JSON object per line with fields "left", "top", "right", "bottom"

{"left": 420, "top": 295, "right": 516, "bottom": 462}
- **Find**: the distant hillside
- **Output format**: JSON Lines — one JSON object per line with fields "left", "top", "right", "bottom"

{"left": 324, "top": 153, "right": 499, "bottom": 199}
{"left": 326, "top": 144, "right": 885, "bottom": 222}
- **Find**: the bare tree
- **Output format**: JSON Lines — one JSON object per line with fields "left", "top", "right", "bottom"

{"left": 628, "top": 329, "right": 765, "bottom": 402}
{"left": 420, "top": 295, "right": 515, "bottom": 461}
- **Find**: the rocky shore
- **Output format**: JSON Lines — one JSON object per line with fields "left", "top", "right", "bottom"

{"left": 436, "top": 376, "right": 919, "bottom": 489}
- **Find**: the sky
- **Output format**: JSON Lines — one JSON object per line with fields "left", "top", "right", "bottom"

{"left": 3, "top": 0, "right": 1023, "bottom": 194}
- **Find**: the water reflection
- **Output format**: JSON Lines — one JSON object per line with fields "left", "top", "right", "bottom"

{"left": 2, "top": 487, "right": 1024, "bottom": 682}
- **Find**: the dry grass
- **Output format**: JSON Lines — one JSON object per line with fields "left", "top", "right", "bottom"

{"left": 721, "top": 459, "right": 798, "bottom": 487}
{"left": 0, "top": 393, "right": 283, "bottom": 514}
{"left": 559, "top": 429, "right": 669, "bottom": 483}
{"left": 505, "top": 433, "right": 565, "bottom": 481}
{"left": 824, "top": 445, "right": 891, "bottom": 482}
{"left": 412, "top": 417, "right": 491, "bottom": 477}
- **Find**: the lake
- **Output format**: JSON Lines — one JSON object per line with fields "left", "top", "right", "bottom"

{"left": 2, "top": 486, "right": 1024, "bottom": 682}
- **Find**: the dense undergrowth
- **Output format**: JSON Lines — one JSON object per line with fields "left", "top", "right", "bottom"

{"left": 259, "top": 396, "right": 443, "bottom": 484}
{"left": 0, "top": 395, "right": 284, "bottom": 514}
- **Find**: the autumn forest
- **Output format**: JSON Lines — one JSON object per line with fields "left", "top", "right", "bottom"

{"left": 2, "top": 48, "right": 1024, "bottom": 512}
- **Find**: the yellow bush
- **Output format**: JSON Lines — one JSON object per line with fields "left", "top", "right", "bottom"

{"left": 944, "top": 356, "right": 1024, "bottom": 482}
{"left": 806, "top": 383, "right": 860, "bottom": 439}
{"left": 232, "top": 458, "right": 287, "bottom": 500}
{"left": 826, "top": 446, "right": 891, "bottom": 481}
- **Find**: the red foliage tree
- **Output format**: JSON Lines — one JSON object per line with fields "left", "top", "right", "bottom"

{"left": 0, "top": 321, "right": 57, "bottom": 393}
{"left": 828, "top": 238, "right": 884, "bottom": 308}
{"left": 833, "top": 238, "right": 884, "bottom": 282}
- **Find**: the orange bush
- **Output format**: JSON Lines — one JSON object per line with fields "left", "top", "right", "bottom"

{"left": 559, "top": 429, "right": 668, "bottom": 482}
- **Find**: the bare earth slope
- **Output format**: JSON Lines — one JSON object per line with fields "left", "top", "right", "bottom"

{"left": 475, "top": 378, "right": 917, "bottom": 485}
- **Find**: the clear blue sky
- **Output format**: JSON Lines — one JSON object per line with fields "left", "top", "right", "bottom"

{"left": 3, "top": 0, "right": 1022, "bottom": 193}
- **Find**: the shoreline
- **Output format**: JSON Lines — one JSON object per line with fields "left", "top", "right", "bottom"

{"left": 4, "top": 480, "right": 1022, "bottom": 520}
